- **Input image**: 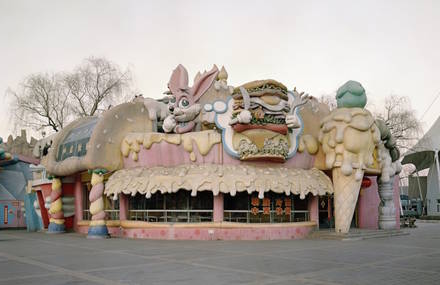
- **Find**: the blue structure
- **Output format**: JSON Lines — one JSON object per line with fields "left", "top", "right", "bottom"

{"left": 0, "top": 137, "right": 42, "bottom": 230}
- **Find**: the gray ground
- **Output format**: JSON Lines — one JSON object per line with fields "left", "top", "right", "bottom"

{"left": 0, "top": 223, "right": 439, "bottom": 285}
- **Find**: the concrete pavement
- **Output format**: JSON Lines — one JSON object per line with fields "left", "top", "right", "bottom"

{"left": 0, "top": 223, "right": 439, "bottom": 285}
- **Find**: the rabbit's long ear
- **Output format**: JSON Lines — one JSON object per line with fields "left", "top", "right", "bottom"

{"left": 191, "top": 65, "right": 219, "bottom": 102}
{"left": 168, "top": 64, "right": 189, "bottom": 94}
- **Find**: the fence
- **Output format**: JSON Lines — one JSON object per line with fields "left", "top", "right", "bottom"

{"left": 224, "top": 210, "right": 309, "bottom": 223}
{"left": 82, "top": 209, "right": 308, "bottom": 223}
{"left": 128, "top": 209, "right": 213, "bottom": 223}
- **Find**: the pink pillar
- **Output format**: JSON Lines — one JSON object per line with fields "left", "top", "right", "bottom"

{"left": 357, "top": 177, "right": 379, "bottom": 230}
{"left": 119, "top": 193, "right": 129, "bottom": 221}
{"left": 73, "top": 174, "right": 83, "bottom": 231}
{"left": 213, "top": 193, "right": 224, "bottom": 222}
{"left": 308, "top": 195, "right": 319, "bottom": 229}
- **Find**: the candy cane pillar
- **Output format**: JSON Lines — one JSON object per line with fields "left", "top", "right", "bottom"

{"left": 48, "top": 177, "right": 65, "bottom": 233}
{"left": 87, "top": 169, "right": 110, "bottom": 238}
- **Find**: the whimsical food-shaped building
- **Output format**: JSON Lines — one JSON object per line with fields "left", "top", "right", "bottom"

{"left": 31, "top": 65, "right": 402, "bottom": 239}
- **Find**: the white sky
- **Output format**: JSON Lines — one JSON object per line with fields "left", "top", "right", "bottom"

{"left": 1, "top": 0, "right": 439, "bottom": 140}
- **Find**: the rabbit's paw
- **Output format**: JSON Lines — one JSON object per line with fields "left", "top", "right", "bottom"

{"left": 163, "top": 115, "right": 177, "bottom": 133}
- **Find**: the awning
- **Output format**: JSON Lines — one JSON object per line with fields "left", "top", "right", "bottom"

{"left": 402, "top": 116, "right": 440, "bottom": 171}
{"left": 104, "top": 164, "right": 333, "bottom": 199}
{"left": 401, "top": 150, "right": 436, "bottom": 171}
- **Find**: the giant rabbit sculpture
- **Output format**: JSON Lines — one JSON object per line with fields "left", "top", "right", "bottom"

{"left": 163, "top": 64, "right": 219, "bottom": 133}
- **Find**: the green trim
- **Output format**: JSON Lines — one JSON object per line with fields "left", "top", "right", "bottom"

{"left": 91, "top": 168, "right": 107, "bottom": 175}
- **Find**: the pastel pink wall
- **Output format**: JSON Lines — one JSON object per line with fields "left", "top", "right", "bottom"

{"left": 355, "top": 175, "right": 401, "bottom": 230}
{"left": 73, "top": 174, "right": 83, "bottom": 232}
{"left": 357, "top": 176, "right": 380, "bottom": 230}
{"left": 121, "top": 226, "right": 314, "bottom": 240}
{"left": 119, "top": 193, "right": 129, "bottom": 220}
{"left": 213, "top": 193, "right": 224, "bottom": 222}
{"left": 307, "top": 195, "right": 319, "bottom": 228}
{"left": 77, "top": 223, "right": 315, "bottom": 240}
{"left": 123, "top": 141, "right": 315, "bottom": 170}
{"left": 124, "top": 141, "right": 221, "bottom": 169}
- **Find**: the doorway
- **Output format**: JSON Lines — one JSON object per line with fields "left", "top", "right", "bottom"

{"left": 318, "top": 195, "right": 359, "bottom": 229}
{"left": 319, "top": 195, "right": 334, "bottom": 229}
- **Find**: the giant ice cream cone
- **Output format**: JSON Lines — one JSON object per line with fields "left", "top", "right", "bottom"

{"left": 319, "top": 81, "right": 381, "bottom": 234}
{"left": 332, "top": 168, "right": 363, "bottom": 233}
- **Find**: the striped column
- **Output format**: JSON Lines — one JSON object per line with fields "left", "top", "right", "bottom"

{"left": 48, "top": 177, "right": 65, "bottom": 233}
{"left": 87, "top": 169, "right": 109, "bottom": 238}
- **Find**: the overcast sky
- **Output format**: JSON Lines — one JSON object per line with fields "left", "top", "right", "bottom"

{"left": 1, "top": 0, "right": 439, "bottom": 140}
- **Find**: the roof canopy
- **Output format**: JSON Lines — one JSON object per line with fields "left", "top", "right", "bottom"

{"left": 104, "top": 164, "right": 333, "bottom": 200}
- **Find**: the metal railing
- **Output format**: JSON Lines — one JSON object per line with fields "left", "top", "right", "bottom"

{"left": 128, "top": 209, "right": 213, "bottom": 223}
{"left": 83, "top": 209, "right": 120, "bottom": 221}
{"left": 82, "top": 209, "right": 308, "bottom": 223}
{"left": 224, "top": 210, "right": 309, "bottom": 223}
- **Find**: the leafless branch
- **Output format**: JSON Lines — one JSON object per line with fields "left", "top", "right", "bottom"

{"left": 9, "top": 56, "right": 133, "bottom": 134}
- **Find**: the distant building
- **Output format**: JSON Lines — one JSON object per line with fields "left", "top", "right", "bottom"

{"left": 0, "top": 134, "right": 40, "bottom": 230}
{"left": 402, "top": 117, "right": 440, "bottom": 216}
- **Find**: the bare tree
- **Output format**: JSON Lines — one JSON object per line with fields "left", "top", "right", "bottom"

{"left": 65, "top": 57, "right": 131, "bottom": 116}
{"left": 318, "top": 94, "right": 337, "bottom": 110}
{"left": 9, "top": 73, "right": 71, "bottom": 132}
{"left": 9, "top": 56, "right": 133, "bottom": 134}
{"left": 374, "top": 95, "right": 421, "bottom": 152}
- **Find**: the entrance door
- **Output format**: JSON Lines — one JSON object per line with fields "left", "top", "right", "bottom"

{"left": 319, "top": 196, "right": 334, "bottom": 229}
{"left": 318, "top": 195, "right": 359, "bottom": 229}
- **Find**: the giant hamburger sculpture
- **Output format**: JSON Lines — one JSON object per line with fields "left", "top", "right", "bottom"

{"left": 222, "top": 80, "right": 308, "bottom": 162}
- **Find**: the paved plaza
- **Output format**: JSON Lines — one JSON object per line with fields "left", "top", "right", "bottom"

{"left": 0, "top": 223, "right": 439, "bottom": 285}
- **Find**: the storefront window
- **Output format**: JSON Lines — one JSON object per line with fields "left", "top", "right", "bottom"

{"left": 128, "top": 190, "right": 213, "bottom": 222}
{"left": 82, "top": 183, "right": 91, "bottom": 220}
{"left": 104, "top": 196, "right": 119, "bottom": 220}
{"left": 224, "top": 191, "right": 310, "bottom": 223}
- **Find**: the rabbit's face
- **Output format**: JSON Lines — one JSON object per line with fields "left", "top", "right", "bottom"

{"left": 168, "top": 91, "right": 201, "bottom": 122}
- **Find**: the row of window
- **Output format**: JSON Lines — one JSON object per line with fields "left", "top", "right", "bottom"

{"left": 82, "top": 185, "right": 310, "bottom": 223}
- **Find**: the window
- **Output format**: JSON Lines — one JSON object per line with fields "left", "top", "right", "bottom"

{"left": 104, "top": 195, "right": 119, "bottom": 220}
{"left": 224, "top": 191, "right": 310, "bottom": 223}
{"left": 128, "top": 190, "right": 213, "bottom": 223}
{"left": 82, "top": 183, "right": 91, "bottom": 220}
